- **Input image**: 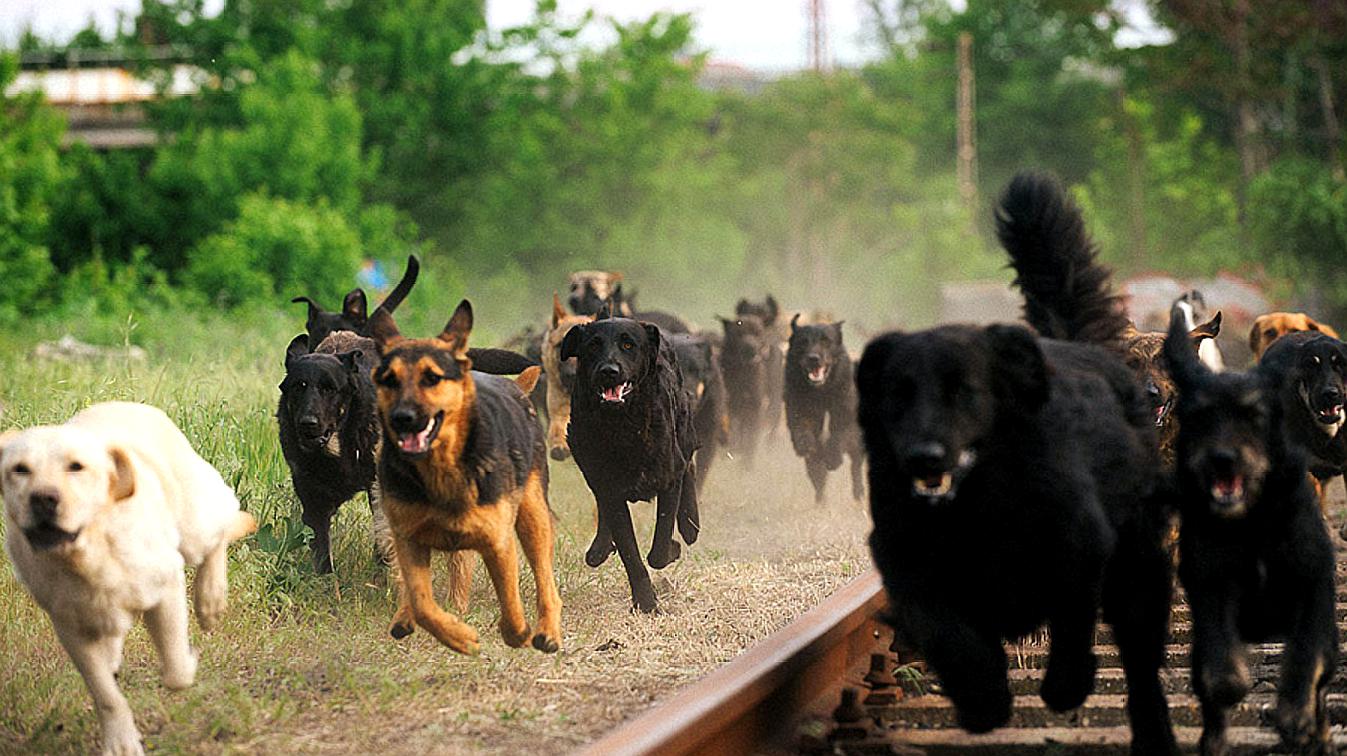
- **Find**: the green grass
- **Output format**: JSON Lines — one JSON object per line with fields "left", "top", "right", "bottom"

{"left": 0, "top": 310, "right": 871, "bottom": 754}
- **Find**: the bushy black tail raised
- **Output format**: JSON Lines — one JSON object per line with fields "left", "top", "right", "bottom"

{"left": 996, "top": 172, "right": 1129, "bottom": 345}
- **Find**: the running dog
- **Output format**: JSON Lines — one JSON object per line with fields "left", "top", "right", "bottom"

{"left": 1, "top": 402, "right": 255, "bottom": 756}
{"left": 1120, "top": 308, "right": 1223, "bottom": 466}
{"left": 369, "top": 302, "right": 561, "bottom": 655}
{"left": 858, "top": 173, "right": 1177, "bottom": 754}
{"left": 542, "top": 294, "right": 592, "bottom": 460}
{"left": 1250, "top": 312, "right": 1341, "bottom": 361}
{"left": 561, "top": 313, "right": 700, "bottom": 613}
{"left": 784, "top": 316, "right": 864, "bottom": 502}
{"left": 670, "top": 332, "right": 729, "bottom": 493}
{"left": 737, "top": 295, "right": 785, "bottom": 436}
{"left": 1165, "top": 307, "right": 1338, "bottom": 756}
{"left": 719, "top": 312, "right": 774, "bottom": 466}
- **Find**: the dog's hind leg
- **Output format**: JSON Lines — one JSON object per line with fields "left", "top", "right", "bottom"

{"left": 516, "top": 472, "right": 562, "bottom": 653}
{"left": 1190, "top": 582, "right": 1248, "bottom": 756}
{"left": 1271, "top": 535, "right": 1337, "bottom": 754}
{"left": 392, "top": 537, "right": 480, "bottom": 655}
{"left": 848, "top": 447, "right": 865, "bottom": 501}
{"left": 366, "top": 483, "right": 394, "bottom": 567}
{"left": 677, "top": 464, "right": 700, "bottom": 546}
{"left": 648, "top": 481, "right": 684, "bottom": 570}
{"left": 146, "top": 572, "right": 198, "bottom": 690}
{"left": 55, "top": 623, "right": 144, "bottom": 756}
{"left": 604, "top": 498, "right": 659, "bottom": 613}
{"left": 301, "top": 502, "right": 337, "bottom": 575}
{"left": 805, "top": 453, "right": 829, "bottom": 504}
{"left": 193, "top": 541, "right": 230, "bottom": 632}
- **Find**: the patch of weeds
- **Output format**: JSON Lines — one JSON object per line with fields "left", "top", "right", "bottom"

{"left": 252, "top": 513, "right": 315, "bottom": 614}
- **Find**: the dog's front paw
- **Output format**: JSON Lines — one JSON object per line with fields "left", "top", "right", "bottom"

{"left": 161, "top": 647, "right": 198, "bottom": 690}
{"left": 100, "top": 718, "right": 145, "bottom": 756}
{"left": 390, "top": 619, "right": 415, "bottom": 640}
{"left": 585, "top": 536, "right": 615, "bottom": 568}
{"left": 1040, "top": 652, "right": 1096, "bottom": 712}
{"left": 500, "top": 620, "right": 532, "bottom": 649}
{"left": 1271, "top": 698, "right": 1328, "bottom": 753}
{"left": 647, "top": 540, "right": 681, "bottom": 570}
{"left": 531, "top": 632, "right": 561, "bottom": 653}
{"left": 953, "top": 686, "right": 1013, "bottom": 734}
{"left": 1200, "top": 659, "right": 1251, "bottom": 707}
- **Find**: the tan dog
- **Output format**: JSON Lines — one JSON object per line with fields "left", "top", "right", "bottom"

{"left": 1250, "top": 312, "right": 1341, "bottom": 361}
{"left": 1, "top": 402, "right": 255, "bottom": 755}
{"left": 369, "top": 301, "right": 561, "bottom": 656}
{"left": 543, "top": 293, "right": 593, "bottom": 460}
{"left": 567, "top": 270, "right": 623, "bottom": 316}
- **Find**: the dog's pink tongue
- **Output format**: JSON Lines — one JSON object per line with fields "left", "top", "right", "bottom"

{"left": 1214, "top": 475, "right": 1244, "bottom": 496}
{"left": 810, "top": 367, "right": 826, "bottom": 382}
{"left": 399, "top": 428, "right": 431, "bottom": 453}
{"left": 602, "top": 384, "right": 625, "bottom": 402}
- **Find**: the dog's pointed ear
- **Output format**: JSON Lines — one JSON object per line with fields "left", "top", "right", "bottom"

{"left": 790, "top": 313, "right": 801, "bottom": 334}
{"left": 514, "top": 366, "right": 542, "bottom": 395}
{"left": 833, "top": 321, "right": 845, "bottom": 340}
{"left": 342, "top": 289, "right": 368, "bottom": 326}
{"left": 368, "top": 307, "right": 403, "bottom": 352}
{"left": 439, "top": 300, "right": 473, "bottom": 358}
{"left": 552, "top": 293, "right": 566, "bottom": 328}
{"left": 1166, "top": 302, "right": 1209, "bottom": 391}
{"left": 108, "top": 445, "right": 135, "bottom": 502}
{"left": 292, "top": 296, "right": 322, "bottom": 324}
{"left": 1188, "top": 310, "right": 1222, "bottom": 347}
{"left": 735, "top": 298, "right": 750, "bottom": 315}
{"left": 986, "top": 324, "right": 1049, "bottom": 411}
{"left": 765, "top": 296, "right": 780, "bottom": 325}
{"left": 597, "top": 299, "right": 614, "bottom": 321}
{"left": 559, "top": 324, "right": 585, "bottom": 361}
{"left": 285, "top": 334, "right": 309, "bottom": 368}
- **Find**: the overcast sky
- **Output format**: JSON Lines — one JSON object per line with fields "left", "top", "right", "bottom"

{"left": 1, "top": 0, "right": 878, "bottom": 70}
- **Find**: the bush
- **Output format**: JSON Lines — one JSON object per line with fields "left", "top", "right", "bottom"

{"left": 185, "top": 194, "right": 364, "bottom": 309}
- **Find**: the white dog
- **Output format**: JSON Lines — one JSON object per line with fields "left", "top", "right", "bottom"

{"left": 1, "top": 402, "right": 256, "bottom": 755}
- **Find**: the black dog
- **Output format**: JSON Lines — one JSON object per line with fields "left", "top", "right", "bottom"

{"left": 719, "top": 313, "right": 774, "bottom": 466}
{"left": 1258, "top": 330, "right": 1347, "bottom": 499}
{"left": 736, "top": 296, "right": 785, "bottom": 436}
{"left": 608, "top": 284, "right": 691, "bottom": 334}
{"left": 857, "top": 173, "right": 1177, "bottom": 754}
{"left": 277, "top": 331, "right": 389, "bottom": 574}
{"left": 784, "top": 316, "right": 863, "bottom": 502}
{"left": 1166, "top": 309, "right": 1339, "bottom": 756}
{"left": 294, "top": 254, "right": 536, "bottom": 375}
{"left": 670, "top": 332, "right": 728, "bottom": 494}
{"left": 560, "top": 315, "right": 700, "bottom": 613}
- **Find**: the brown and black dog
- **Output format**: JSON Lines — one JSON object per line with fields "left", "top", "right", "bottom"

{"left": 543, "top": 294, "right": 592, "bottom": 461}
{"left": 1120, "top": 312, "right": 1222, "bottom": 466}
{"left": 1250, "top": 312, "right": 1341, "bottom": 362}
{"left": 368, "top": 301, "right": 562, "bottom": 656}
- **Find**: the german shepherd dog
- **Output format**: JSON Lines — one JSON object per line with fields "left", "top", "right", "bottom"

{"left": 1120, "top": 308, "right": 1223, "bottom": 466}
{"left": 1164, "top": 307, "right": 1338, "bottom": 756}
{"left": 278, "top": 330, "right": 391, "bottom": 574}
{"left": 719, "top": 313, "right": 774, "bottom": 466}
{"left": 784, "top": 316, "right": 864, "bottom": 503}
{"left": 1257, "top": 329, "right": 1347, "bottom": 515}
{"left": 368, "top": 301, "right": 562, "bottom": 655}
{"left": 669, "top": 332, "right": 729, "bottom": 494}
{"left": 858, "top": 173, "right": 1177, "bottom": 754}
{"left": 561, "top": 313, "right": 700, "bottom": 613}
{"left": 542, "top": 294, "right": 593, "bottom": 461}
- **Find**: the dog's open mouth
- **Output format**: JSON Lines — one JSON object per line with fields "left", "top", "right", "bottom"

{"left": 1209, "top": 473, "right": 1246, "bottom": 513}
{"left": 1154, "top": 398, "right": 1173, "bottom": 427}
{"left": 1317, "top": 404, "right": 1345, "bottom": 426}
{"left": 24, "top": 523, "right": 79, "bottom": 551}
{"left": 599, "top": 382, "right": 633, "bottom": 404}
{"left": 807, "top": 365, "right": 829, "bottom": 385}
{"left": 396, "top": 412, "right": 443, "bottom": 456}
{"left": 909, "top": 450, "right": 978, "bottom": 503}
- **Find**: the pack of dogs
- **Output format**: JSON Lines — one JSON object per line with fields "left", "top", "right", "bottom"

{"left": 4, "top": 170, "right": 1347, "bottom": 755}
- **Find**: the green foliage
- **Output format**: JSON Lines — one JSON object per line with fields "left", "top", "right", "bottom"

{"left": 1248, "top": 158, "right": 1347, "bottom": 298}
{"left": 185, "top": 194, "right": 365, "bottom": 309}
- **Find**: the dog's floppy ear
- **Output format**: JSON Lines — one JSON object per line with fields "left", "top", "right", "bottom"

{"left": 552, "top": 293, "right": 566, "bottom": 328}
{"left": 644, "top": 323, "right": 662, "bottom": 370}
{"left": 1248, "top": 317, "right": 1268, "bottom": 357}
{"left": 1188, "top": 310, "right": 1222, "bottom": 347}
{"left": 342, "top": 289, "right": 368, "bottom": 326}
{"left": 790, "top": 313, "right": 801, "bottom": 334}
{"left": 285, "top": 334, "right": 309, "bottom": 368}
{"left": 1166, "top": 302, "right": 1210, "bottom": 391}
{"left": 986, "top": 324, "right": 1049, "bottom": 411}
{"left": 439, "top": 299, "right": 473, "bottom": 358}
{"left": 764, "top": 295, "right": 780, "bottom": 325}
{"left": 107, "top": 445, "right": 135, "bottom": 502}
{"left": 368, "top": 307, "right": 403, "bottom": 352}
{"left": 559, "top": 324, "right": 585, "bottom": 361}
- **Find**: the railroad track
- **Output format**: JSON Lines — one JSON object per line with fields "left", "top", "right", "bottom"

{"left": 583, "top": 541, "right": 1347, "bottom": 755}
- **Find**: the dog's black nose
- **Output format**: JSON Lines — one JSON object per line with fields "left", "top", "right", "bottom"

{"left": 598, "top": 364, "right": 621, "bottom": 383}
{"left": 29, "top": 491, "right": 59, "bottom": 523}
{"left": 1322, "top": 387, "right": 1343, "bottom": 405}
{"left": 1207, "top": 448, "right": 1238, "bottom": 474}
{"left": 298, "top": 416, "right": 320, "bottom": 434}
{"left": 1144, "top": 379, "right": 1161, "bottom": 401}
{"left": 390, "top": 407, "right": 419, "bottom": 431}
{"left": 902, "top": 442, "right": 947, "bottom": 471}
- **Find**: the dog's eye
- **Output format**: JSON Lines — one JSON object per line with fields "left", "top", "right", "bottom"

{"left": 11, "top": 464, "right": 29, "bottom": 476}
{"left": 376, "top": 372, "right": 399, "bottom": 389}
{"left": 297, "top": 381, "right": 308, "bottom": 390}
{"left": 621, "top": 341, "right": 634, "bottom": 351}
{"left": 421, "top": 373, "right": 444, "bottom": 387}
{"left": 1264, "top": 329, "right": 1277, "bottom": 340}
{"left": 67, "top": 461, "right": 84, "bottom": 472}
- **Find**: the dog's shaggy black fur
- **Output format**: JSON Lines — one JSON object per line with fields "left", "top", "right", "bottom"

{"left": 1166, "top": 311, "right": 1339, "bottom": 756}
{"left": 857, "top": 172, "right": 1177, "bottom": 755}
{"left": 784, "top": 316, "right": 863, "bottom": 502}
{"left": 561, "top": 315, "right": 700, "bottom": 613}
{"left": 719, "top": 313, "right": 775, "bottom": 466}
{"left": 670, "top": 332, "right": 728, "bottom": 494}
{"left": 277, "top": 331, "right": 389, "bottom": 574}
{"left": 1258, "top": 331, "right": 1347, "bottom": 484}
{"left": 736, "top": 296, "right": 785, "bottom": 437}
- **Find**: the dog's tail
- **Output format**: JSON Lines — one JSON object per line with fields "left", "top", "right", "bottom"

{"left": 468, "top": 347, "right": 539, "bottom": 375}
{"left": 996, "top": 172, "right": 1129, "bottom": 345}
{"left": 226, "top": 510, "right": 259, "bottom": 544}
{"left": 374, "top": 255, "right": 420, "bottom": 315}
{"left": 1164, "top": 303, "right": 1209, "bottom": 393}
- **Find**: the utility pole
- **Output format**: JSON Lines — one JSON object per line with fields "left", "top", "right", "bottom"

{"left": 807, "top": 0, "right": 829, "bottom": 73}
{"left": 956, "top": 31, "right": 978, "bottom": 222}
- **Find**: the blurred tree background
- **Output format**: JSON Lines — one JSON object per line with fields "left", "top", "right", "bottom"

{"left": 2, "top": 0, "right": 1345, "bottom": 338}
